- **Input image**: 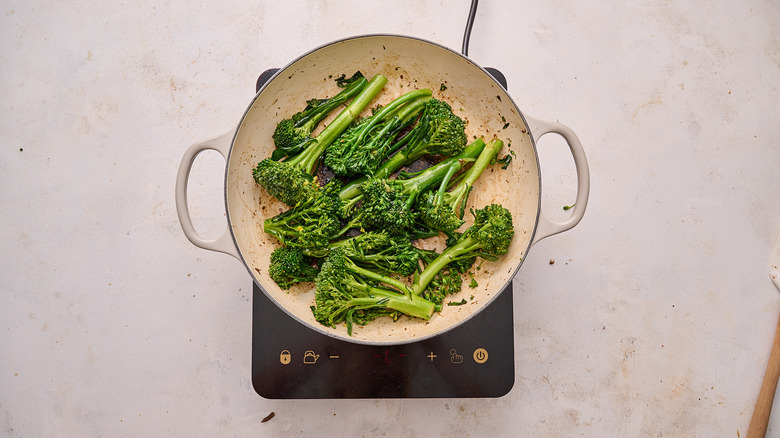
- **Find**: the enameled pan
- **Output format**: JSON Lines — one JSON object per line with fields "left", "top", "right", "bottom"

{"left": 175, "top": 34, "right": 590, "bottom": 345}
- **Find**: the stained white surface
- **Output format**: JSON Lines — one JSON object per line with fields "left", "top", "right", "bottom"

{"left": 1, "top": 0, "right": 779, "bottom": 436}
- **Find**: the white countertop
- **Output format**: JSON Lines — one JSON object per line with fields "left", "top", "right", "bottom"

{"left": 2, "top": 0, "right": 779, "bottom": 436}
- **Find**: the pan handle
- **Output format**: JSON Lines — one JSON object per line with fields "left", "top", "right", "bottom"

{"left": 526, "top": 116, "right": 590, "bottom": 246}
{"left": 175, "top": 131, "right": 241, "bottom": 260}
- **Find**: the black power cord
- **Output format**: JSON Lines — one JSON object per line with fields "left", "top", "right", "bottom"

{"left": 462, "top": 0, "right": 479, "bottom": 57}
{"left": 461, "top": 0, "right": 507, "bottom": 90}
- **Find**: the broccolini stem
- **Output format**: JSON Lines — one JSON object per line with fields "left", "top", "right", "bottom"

{"left": 448, "top": 138, "right": 504, "bottom": 212}
{"left": 382, "top": 95, "right": 430, "bottom": 150}
{"left": 287, "top": 74, "right": 388, "bottom": 175}
{"left": 394, "top": 95, "right": 431, "bottom": 123}
{"left": 380, "top": 292, "right": 435, "bottom": 320}
{"left": 345, "top": 258, "right": 412, "bottom": 295}
{"left": 341, "top": 279, "right": 435, "bottom": 320}
{"left": 412, "top": 235, "right": 480, "bottom": 295}
{"left": 297, "top": 76, "right": 369, "bottom": 133}
{"left": 432, "top": 159, "right": 462, "bottom": 206}
{"left": 400, "top": 139, "right": 485, "bottom": 194}
{"left": 401, "top": 159, "right": 464, "bottom": 210}
{"left": 455, "top": 139, "right": 504, "bottom": 193}
{"left": 352, "top": 88, "right": 432, "bottom": 146}
{"left": 338, "top": 177, "right": 366, "bottom": 203}
{"left": 338, "top": 138, "right": 487, "bottom": 202}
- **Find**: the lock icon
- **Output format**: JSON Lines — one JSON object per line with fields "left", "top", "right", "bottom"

{"left": 279, "top": 350, "right": 291, "bottom": 365}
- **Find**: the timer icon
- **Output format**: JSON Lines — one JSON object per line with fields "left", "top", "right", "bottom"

{"left": 473, "top": 348, "right": 488, "bottom": 364}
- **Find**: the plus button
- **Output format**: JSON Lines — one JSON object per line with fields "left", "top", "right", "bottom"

{"left": 427, "top": 351, "right": 437, "bottom": 362}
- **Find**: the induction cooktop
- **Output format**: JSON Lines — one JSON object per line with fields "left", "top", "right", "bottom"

{"left": 250, "top": 1, "right": 516, "bottom": 398}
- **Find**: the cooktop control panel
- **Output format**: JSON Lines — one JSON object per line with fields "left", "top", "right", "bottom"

{"left": 251, "top": 282, "right": 515, "bottom": 399}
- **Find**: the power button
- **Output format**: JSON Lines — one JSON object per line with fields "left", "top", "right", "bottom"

{"left": 473, "top": 348, "right": 488, "bottom": 364}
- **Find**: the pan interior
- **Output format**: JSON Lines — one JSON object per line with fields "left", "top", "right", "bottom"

{"left": 226, "top": 35, "right": 539, "bottom": 344}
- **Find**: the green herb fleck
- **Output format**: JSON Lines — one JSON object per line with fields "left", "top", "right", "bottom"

{"left": 497, "top": 154, "right": 512, "bottom": 170}
{"left": 447, "top": 299, "right": 468, "bottom": 306}
{"left": 469, "top": 277, "right": 478, "bottom": 288}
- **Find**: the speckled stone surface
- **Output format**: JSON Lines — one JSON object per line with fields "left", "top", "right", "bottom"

{"left": 2, "top": 1, "right": 779, "bottom": 436}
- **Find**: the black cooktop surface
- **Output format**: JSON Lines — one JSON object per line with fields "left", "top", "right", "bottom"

{"left": 251, "top": 281, "right": 515, "bottom": 399}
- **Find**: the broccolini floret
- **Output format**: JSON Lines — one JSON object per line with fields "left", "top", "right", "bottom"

{"left": 305, "top": 231, "right": 420, "bottom": 277}
{"left": 414, "top": 248, "right": 471, "bottom": 310}
{"left": 268, "top": 246, "right": 320, "bottom": 290}
{"left": 412, "top": 204, "right": 514, "bottom": 294}
{"left": 268, "top": 231, "right": 420, "bottom": 290}
{"left": 311, "top": 248, "right": 436, "bottom": 335}
{"left": 262, "top": 180, "right": 344, "bottom": 249}
{"left": 337, "top": 98, "right": 468, "bottom": 203}
{"left": 271, "top": 72, "right": 368, "bottom": 160}
{"left": 324, "top": 89, "right": 432, "bottom": 177}
{"left": 417, "top": 138, "right": 504, "bottom": 232}
{"left": 251, "top": 160, "right": 319, "bottom": 207}
{"left": 253, "top": 74, "right": 387, "bottom": 206}
{"left": 345, "top": 139, "right": 486, "bottom": 235}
